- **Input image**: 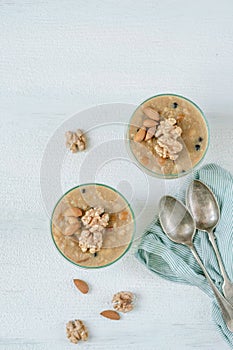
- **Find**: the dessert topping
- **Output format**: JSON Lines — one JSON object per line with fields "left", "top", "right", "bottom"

{"left": 154, "top": 118, "right": 183, "bottom": 160}
{"left": 79, "top": 230, "right": 103, "bottom": 254}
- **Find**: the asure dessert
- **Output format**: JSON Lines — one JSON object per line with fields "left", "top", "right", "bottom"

{"left": 51, "top": 184, "right": 134, "bottom": 268}
{"left": 127, "top": 94, "right": 209, "bottom": 177}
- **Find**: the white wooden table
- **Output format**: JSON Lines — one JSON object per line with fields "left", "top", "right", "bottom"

{"left": 1, "top": 1, "right": 233, "bottom": 349}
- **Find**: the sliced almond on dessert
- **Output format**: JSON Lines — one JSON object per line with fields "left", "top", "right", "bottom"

{"left": 145, "top": 126, "right": 157, "bottom": 141}
{"left": 141, "top": 156, "right": 149, "bottom": 165}
{"left": 176, "top": 113, "right": 185, "bottom": 122}
{"left": 73, "top": 279, "right": 89, "bottom": 294}
{"left": 143, "top": 119, "right": 158, "bottom": 128}
{"left": 157, "top": 157, "right": 167, "bottom": 166}
{"left": 66, "top": 216, "right": 80, "bottom": 225}
{"left": 133, "top": 127, "right": 146, "bottom": 142}
{"left": 64, "top": 207, "right": 83, "bottom": 217}
{"left": 100, "top": 310, "right": 120, "bottom": 320}
{"left": 64, "top": 223, "right": 81, "bottom": 236}
{"left": 142, "top": 107, "right": 160, "bottom": 121}
{"left": 119, "top": 211, "right": 128, "bottom": 221}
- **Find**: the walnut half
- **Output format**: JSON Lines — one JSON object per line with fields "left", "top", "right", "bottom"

{"left": 65, "top": 129, "right": 86, "bottom": 153}
{"left": 154, "top": 118, "right": 183, "bottom": 160}
{"left": 79, "top": 207, "right": 110, "bottom": 254}
{"left": 66, "top": 319, "right": 88, "bottom": 344}
{"left": 79, "top": 229, "right": 103, "bottom": 254}
{"left": 112, "top": 291, "right": 134, "bottom": 313}
{"left": 81, "top": 207, "right": 109, "bottom": 231}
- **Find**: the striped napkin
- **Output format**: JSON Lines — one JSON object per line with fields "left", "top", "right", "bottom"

{"left": 137, "top": 164, "right": 233, "bottom": 348}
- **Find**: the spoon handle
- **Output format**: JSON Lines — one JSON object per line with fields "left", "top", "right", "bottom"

{"left": 190, "top": 245, "right": 233, "bottom": 332}
{"left": 207, "top": 229, "right": 230, "bottom": 282}
{"left": 207, "top": 228, "right": 233, "bottom": 305}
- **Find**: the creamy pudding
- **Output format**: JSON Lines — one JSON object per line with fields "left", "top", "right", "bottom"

{"left": 127, "top": 94, "right": 209, "bottom": 177}
{"left": 51, "top": 184, "right": 135, "bottom": 268}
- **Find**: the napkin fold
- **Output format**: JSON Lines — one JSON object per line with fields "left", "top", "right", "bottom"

{"left": 137, "top": 164, "right": 233, "bottom": 348}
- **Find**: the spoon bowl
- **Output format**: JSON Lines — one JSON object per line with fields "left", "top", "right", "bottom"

{"left": 159, "top": 196, "right": 195, "bottom": 246}
{"left": 186, "top": 180, "right": 220, "bottom": 231}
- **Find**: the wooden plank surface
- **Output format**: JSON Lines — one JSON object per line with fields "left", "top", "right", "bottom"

{"left": 1, "top": 1, "right": 233, "bottom": 349}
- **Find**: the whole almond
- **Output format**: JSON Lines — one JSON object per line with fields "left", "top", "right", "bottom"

{"left": 64, "top": 223, "right": 81, "bottom": 236}
{"left": 73, "top": 279, "right": 89, "bottom": 294}
{"left": 66, "top": 216, "right": 80, "bottom": 225}
{"left": 64, "top": 207, "right": 83, "bottom": 217}
{"left": 157, "top": 157, "right": 166, "bottom": 166}
{"left": 119, "top": 211, "right": 129, "bottom": 221}
{"left": 176, "top": 113, "right": 185, "bottom": 122}
{"left": 145, "top": 126, "right": 157, "bottom": 141}
{"left": 142, "top": 107, "right": 160, "bottom": 121}
{"left": 133, "top": 127, "right": 146, "bottom": 142}
{"left": 143, "top": 119, "right": 158, "bottom": 128}
{"left": 141, "top": 156, "right": 149, "bottom": 165}
{"left": 100, "top": 310, "right": 120, "bottom": 320}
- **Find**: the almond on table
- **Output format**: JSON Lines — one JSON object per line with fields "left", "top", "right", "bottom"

{"left": 100, "top": 310, "right": 120, "bottom": 320}
{"left": 73, "top": 279, "right": 89, "bottom": 294}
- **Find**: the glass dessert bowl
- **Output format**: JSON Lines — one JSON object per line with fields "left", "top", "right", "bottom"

{"left": 51, "top": 183, "right": 135, "bottom": 268}
{"left": 126, "top": 94, "right": 209, "bottom": 178}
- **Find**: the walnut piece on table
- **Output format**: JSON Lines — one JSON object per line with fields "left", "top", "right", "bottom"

{"left": 66, "top": 319, "right": 88, "bottom": 344}
{"left": 65, "top": 129, "right": 86, "bottom": 153}
{"left": 112, "top": 291, "right": 134, "bottom": 313}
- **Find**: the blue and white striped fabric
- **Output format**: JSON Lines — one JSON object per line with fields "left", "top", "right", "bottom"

{"left": 137, "top": 164, "right": 233, "bottom": 348}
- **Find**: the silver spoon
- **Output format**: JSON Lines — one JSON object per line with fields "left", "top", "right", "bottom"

{"left": 159, "top": 195, "right": 233, "bottom": 332}
{"left": 186, "top": 180, "right": 233, "bottom": 305}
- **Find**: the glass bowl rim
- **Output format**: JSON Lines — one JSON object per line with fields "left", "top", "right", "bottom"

{"left": 126, "top": 93, "right": 210, "bottom": 179}
{"left": 50, "top": 182, "right": 136, "bottom": 269}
